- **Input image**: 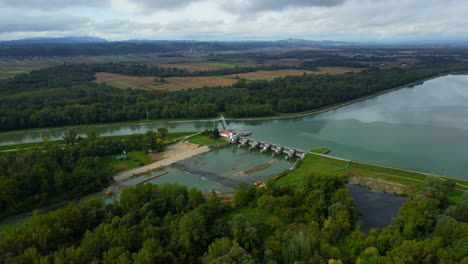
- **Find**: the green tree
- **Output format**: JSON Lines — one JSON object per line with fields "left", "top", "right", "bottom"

{"left": 176, "top": 209, "right": 209, "bottom": 255}
{"left": 213, "top": 127, "right": 220, "bottom": 139}
{"left": 86, "top": 129, "right": 97, "bottom": 141}
{"left": 230, "top": 215, "right": 258, "bottom": 251}
{"left": 282, "top": 231, "right": 320, "bottom": 264}
{"left": 446, "top": 193, "right": 468, "bottom": 222}
{"left": 63, "top": 129, "right": 78, "bottom": 146}
{"left": 157, "top": 127, "right": 168, "bottom": 140}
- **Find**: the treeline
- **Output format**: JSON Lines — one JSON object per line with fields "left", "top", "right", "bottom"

{"left": 0, "top": 129, "right": 168, "bottom": 218}
{"left": 225, "top": 67, "right": 450, "bottom": 117}
{"left": 208, "top": 49, "right": 392, "bottom": 66}
{"left": 92, "top": 63, "right": 293, "bottom": 77}
{"left": 1, "top": 173, "right": 467, "bottom": 263}
{"left": 0, "top": 42, "right": 233, "bottom": 57}
{"left": 0, "top": 64, "right": 461, "bottom": 131}
{"left": 0, "top": 41, "right": 340, "bottom": 57}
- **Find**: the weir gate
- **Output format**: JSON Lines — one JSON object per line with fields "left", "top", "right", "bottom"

{"left": 218, "top": 115, "right": 307, "bottom": 159}
{"left": 230, "top": 136, "right": 307, "bottom": 159}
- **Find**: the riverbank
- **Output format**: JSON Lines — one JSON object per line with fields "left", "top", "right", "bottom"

{"left": 0, "top": 131, "right": 195, "bottom": 151}
{"left": 224, "top": 70, "right": 468, "bottom": 122}
{"left": 2, "top": 71, "right": 466, "bottom": 137}
{"left": 275, "top": 151, "right": 468, "bottom": 203}
{"left": 113, "top": 141, "right": 211, "bottom": 182}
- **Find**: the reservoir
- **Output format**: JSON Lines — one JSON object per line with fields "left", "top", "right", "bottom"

{"left": 2, "top": 74, "right": 468, "bottom": 178}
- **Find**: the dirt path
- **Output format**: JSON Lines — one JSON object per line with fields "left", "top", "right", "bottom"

{"left": 113, "top": 141, "right": 210, "bottom": 183}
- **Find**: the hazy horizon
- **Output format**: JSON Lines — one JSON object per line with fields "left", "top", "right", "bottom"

{"left": 1, "top": 0, "right": 468, "bottom": 43}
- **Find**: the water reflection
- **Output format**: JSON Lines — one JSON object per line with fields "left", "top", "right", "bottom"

{"left": 2, "top": 74, "right": 468, "bottom": 178}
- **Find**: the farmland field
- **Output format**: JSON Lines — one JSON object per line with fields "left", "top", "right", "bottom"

{"left": 95, "top": 67, "right": 362, "bottom": 91}
{"left": 0, "top": 58, "right": 63, "bottom": 79}
{"left": 159, "top": 61, "right": 253, "bottom": 71}
{"left": 95, "top": 72, "right": 238, "bottom": 91}
{"left": 227, "top": 67, "right": 361, "bottom": 80}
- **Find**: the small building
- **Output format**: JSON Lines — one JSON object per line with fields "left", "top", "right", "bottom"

{"left": 220, "top": 130, "right": 231, "bottom": 138}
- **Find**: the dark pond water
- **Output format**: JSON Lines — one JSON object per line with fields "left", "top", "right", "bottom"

{"left": 347, "top": 184, "right": 409, "bottom": 233}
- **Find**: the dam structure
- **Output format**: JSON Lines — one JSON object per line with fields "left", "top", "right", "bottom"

{"left": 232, "top": 136, "right": 307, "bottom": 159}
{"left": 218, "top": 115, "right": 307, "bottom": 159}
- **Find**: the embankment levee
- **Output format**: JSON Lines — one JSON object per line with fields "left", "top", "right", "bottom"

{"left": 2, "top": 71, "right": 467, "bottom": 136}
{"left": 311, "top": 152, "right": 468, "bottom": 193}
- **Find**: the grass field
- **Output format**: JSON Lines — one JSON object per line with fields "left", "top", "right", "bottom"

{"left": 310, "top": 147, "right": 331, "bottom": 154}
{"left": 276, "top": 154, "right": 349, "bottom": 186}
{"left": 276, "top": 152, "right": 468, "bottom": 202}
{"left": 98, "top": 151, "right": 152, "bottom": 174}
{"left": 188, "top": 134, "right": 227, "bottom": 146}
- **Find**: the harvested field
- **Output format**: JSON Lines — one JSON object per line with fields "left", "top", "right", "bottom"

{"left": 227, "top": 69, "right": 316, "bottom": 80}
{"left": 95, "top": 67, "right": 362, "bottom": 91}
{"left": 95, "top": 72, "right": 237, "bottom": 91}
{"left": 226, "top": 67, "right": 362, "bottom": 81}
{"left": 160, "top": 76, "right": 236, "bottom": 90}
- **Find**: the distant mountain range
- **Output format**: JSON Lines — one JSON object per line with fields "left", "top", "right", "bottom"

{"left": 0, "top": 36, "right": 466, "bottom": 57}
{"left": 1, "top": 36, "right": 467, "bottom": 46}
{"left": 0, "top": 36, "right": 353, "bottom": 46}
{"left": 0, "top": 36, "right": 108, "bottom": 45}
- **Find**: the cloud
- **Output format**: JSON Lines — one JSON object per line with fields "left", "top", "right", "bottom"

{"left": 127, "top": 0, "right": 201, "bottom": 11}
{"left": 0, "top": 12, "right": 89, "bottom": 33}
{"left": 0, "top": 0, "right": 468, "bottom": 42}
{"left": 92, "top": 19, "right": 160, "bottom": 34}
{"left": 220, "top": 0, "right": 346, "bottom": 13}
{"left": 0, "top": 0, "right": 110, "bottom": 10}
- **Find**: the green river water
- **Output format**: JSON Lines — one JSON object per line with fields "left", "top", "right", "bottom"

{"left": 2, "top": 74, "right": 468, "bottom": 178}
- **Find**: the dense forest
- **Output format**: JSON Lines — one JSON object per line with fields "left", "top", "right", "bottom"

{"left": 0, "top": 130, "right": 167, "bottom": 218}
{"left": 0, "top": 173, "right": 466, "bottom": 263}
{"left": 0, "top": 62, "right": 461, "bottom": 131}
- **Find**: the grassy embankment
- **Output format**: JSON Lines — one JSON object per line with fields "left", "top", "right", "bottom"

{"left": 275, "top": 151, "right": 468, "bottom": 204}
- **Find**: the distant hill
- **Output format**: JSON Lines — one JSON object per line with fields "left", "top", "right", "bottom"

{"left": 1, "top": 36, "right": 108, "bottom": 45}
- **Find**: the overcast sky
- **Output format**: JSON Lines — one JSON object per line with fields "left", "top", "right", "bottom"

{"left": 0, "top": 0, "right": 467, "bottom": 42}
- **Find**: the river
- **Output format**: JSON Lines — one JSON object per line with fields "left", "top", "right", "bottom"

{"left": 2, "top": 74, "right": 468, "bottom": 178}
{"left": 1, "top": 74, "right": 468, "bottom": 231}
